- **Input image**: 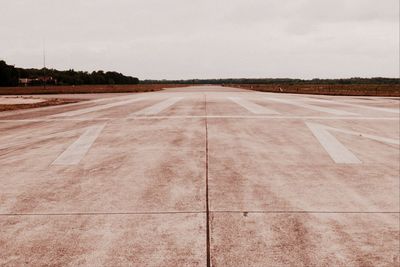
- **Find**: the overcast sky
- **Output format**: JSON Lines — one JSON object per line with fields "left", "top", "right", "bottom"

{"left": 1, "top": 0, "right": 399, "bottom": 79}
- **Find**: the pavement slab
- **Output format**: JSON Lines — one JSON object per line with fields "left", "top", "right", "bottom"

{"left": 210, "top": 212, "right": 399, "bottom": 267}
{"left": 0, "top": 213, "right": 206, "bottom": 266}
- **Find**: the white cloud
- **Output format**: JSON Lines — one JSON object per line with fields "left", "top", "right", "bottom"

{"left": 0, "top": 0, "right": 398, "bottom": 79}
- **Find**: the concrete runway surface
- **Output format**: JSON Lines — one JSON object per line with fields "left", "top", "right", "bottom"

{"left": 0, "top": 86, "right": 399, "bottom": 266}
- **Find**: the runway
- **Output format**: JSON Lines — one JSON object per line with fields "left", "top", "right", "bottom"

{"left": 0, "top": 86, "right": 399, "bottom": 266}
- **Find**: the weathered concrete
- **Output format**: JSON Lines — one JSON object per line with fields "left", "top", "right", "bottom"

{"left": 0, "top": 86, "right": 399, "bottom": 266}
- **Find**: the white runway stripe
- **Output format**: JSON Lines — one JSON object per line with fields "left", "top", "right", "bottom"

{"left": 0, "top": 127, "right": 84, "bottom": 150}
{"left": 306, "top": 123, "right": 361, "bottom": 164}
{"left": 50, "top": 97, "right": 146, "bottom": 117}
{"left": 266, "top": 97, "right": 357, "bottom": 115}
{"left": 52, "top": 124, "right": 106, "bottom": 165}
{"left": 132, "top": 97, "right": 184, "bottom": 115}
{"left": 300, "top": 97, "right": 400, "bottom": 114}
{"left": 306, "top": 122, "right": 399, "bottom": 164}
{"left": 229, "top": 97, "right": 280, "bottom": 114}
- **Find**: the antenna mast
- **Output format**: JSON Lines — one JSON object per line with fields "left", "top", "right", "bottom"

{"left": 43, "top": 39, "right": 46, "bottom": 89}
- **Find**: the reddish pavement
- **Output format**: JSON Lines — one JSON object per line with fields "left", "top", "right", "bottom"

{"left": 0, "top": 86, "right": 399, "bottom": 266}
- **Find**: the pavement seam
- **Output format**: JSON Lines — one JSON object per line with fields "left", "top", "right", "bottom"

{"left": 210, "top": 211, "right": 400, "bottom": 214}
{"left": 0, "top": 211, "right": 205, "bottom": 216}
{"left": 0, "top": 211, "right": 397, "bottom": 217}
{"left": 204, "top": 93, "right": 211, "bottom": 267}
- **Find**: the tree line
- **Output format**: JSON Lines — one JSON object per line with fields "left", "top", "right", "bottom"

{"left": 0, "top": 60, "right": 139, "bottom": 87}
{"left": 2, "top": 60, "right": 398, "bottom": 87}
{"left": 142, "top": 77, "right": 399, "bottom": 85}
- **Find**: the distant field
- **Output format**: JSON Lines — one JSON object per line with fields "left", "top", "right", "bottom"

{"left": 1, "top": 83, "right": 399, "bottom": 97}
{"left": 227, "top": 84, "right": 400, "bottom": 97}
{"left": 0, "top": 84, "right": 187, "bottom": 95}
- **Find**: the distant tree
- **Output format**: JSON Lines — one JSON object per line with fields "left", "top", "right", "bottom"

{"left": 0, "top": 60, "right": 19, "bottom": 86}
{"left": 0, "top": 61, "right": 140, "bottom": 87}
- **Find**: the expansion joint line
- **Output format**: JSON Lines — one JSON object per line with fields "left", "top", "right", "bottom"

{"left": 204, "top": 93, "right": 211, "bottom": 267}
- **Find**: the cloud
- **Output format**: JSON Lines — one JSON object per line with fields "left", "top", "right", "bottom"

{"left": 0, "top": 0, "right": 398, "bottom": 79}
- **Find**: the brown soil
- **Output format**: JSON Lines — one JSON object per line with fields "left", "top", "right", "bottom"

{"left": 0, "top": 98, "right": 83, "bottom": 112}
{"left": 226, "top": 84, "right": 400, "bottom": 97}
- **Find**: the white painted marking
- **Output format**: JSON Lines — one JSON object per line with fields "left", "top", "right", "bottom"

{"left": 51, "top": 97, "right": 146, "bottom": 117}
{"left": 52, "top": 124, "right": 106, "bottom": 165}
{"left": 228, "top": 97, "right": 280, "bottom": 114}
{"left": 133, "top": 97, "right": 184, "bottom": 116}
{"left": 301, "top": 97, "right": 400, "bottom": 114}
{"left": 0, "top": 127, "right": 83, "bottom": 150}
{"left": 266, "top": 97, "right": 357, "bottom": 115}
{"left": 306, "top": 122, "right": 399, "bottom": 164}
{"left": 306, "top": 123, "right": 361, "bottom": 164}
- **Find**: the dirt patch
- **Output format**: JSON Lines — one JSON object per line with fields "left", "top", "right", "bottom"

{"left": 0, "top": 98, "right": 82, "bottom": 112}
{"left": 0, "top": 97, "right": 47, "bottom": 105}
{"left": 227, "top": 84, "right": 400, "bottom": 97}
